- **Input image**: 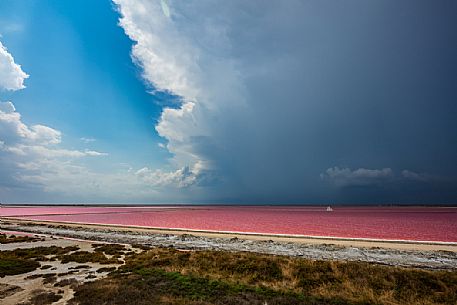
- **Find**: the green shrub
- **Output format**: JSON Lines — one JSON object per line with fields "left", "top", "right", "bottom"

{"left": 0, "top": 255, "right": 40, "bottom": 277}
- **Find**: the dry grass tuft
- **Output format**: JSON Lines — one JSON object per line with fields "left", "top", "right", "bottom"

{"left": 0, "top": 233, "right": 43, "bottom": 244}
{"left": 92, "top": 243, "right": 126, "bottom": 257}
{"left": 59, "top": 251, "right": 122, "bottom": 264}
{"left": 68, "top": 247, "right": 457, "bottom": 305}
{"left": 21, "top": 289, "right": 62, "bottom": 305}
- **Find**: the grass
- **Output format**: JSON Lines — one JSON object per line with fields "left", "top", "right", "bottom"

{"left": 92, "top": 243, "right": 126, "bottom": 257}
{"left": 68, "top": 247, "right": 457, "bottom": 305}
{"left": 1, "top": 240, "right": 74, "bottom": 278}
{"left": 1, "top": 245, "right": 79, "bottom": 261}
{"left": 71, "top": 271, "right": 319, "bottom": 305}
{"left": 0, "top": 233, "right": 42, "bottom": 244}
{"left": 97, "top": 267, "right": 117, "bottom": 273}
{"left": 0, "top": 255, "right": 40, "bottom": 277}
{"left": 54, "top": 278, "right": 78, "bottom": 288}
{"left": 1, "top": 238, "right": 455, "bottom": 304}
{"left": 42, "top": 274, "right": 58, "bottom": 284}
{"left": 0, "top": 242, "right": 122, "bottom": 278}
{"left": 59, "top": 250, "right": 122, "bottom": 264}
{"left": 23, "top": 290, "right": 63, "bottom": 305}
{"left": 69, "top": 265, "right": 90, "bottom": 269}
{"left": 25, "top": 273, "right": 56, "bottom": 280}
{"left": 131, "top": 244, "right": 151, "bottom": 251}
{"left": 0, "top": 245, "right": 78, "bottom": 277}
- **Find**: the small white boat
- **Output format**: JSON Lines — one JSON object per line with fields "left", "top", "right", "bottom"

{"left": 326, "top": 206, "right": 333, "bottom": 212}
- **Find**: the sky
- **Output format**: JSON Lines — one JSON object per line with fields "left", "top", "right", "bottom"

{"left": 0, "top": 0, "right": 456, "bottom": 204}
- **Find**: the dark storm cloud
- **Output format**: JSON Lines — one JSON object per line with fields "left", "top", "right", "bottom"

{"left": 116, "top": 0, "right": 457, "bottom": 203}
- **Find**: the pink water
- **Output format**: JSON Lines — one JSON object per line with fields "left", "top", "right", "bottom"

{"left": 1, "top": 206, "right": 456, "bottom": 242}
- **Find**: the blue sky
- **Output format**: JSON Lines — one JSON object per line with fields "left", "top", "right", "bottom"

{"left": 0, "top": 0, "right": 456, "bottom": 204}
{"left": 0, "top": 0, "right": 170, "bottom": 169}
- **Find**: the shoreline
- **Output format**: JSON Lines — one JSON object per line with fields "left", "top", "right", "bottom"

{"left": 1, "top": 217, "right": 457, "bottom": 252}
{"left": 1, "top": 229, "right": 456, "bottom": 305}
{"left": 2, "top": 218, "right": 457, "bottom": 271}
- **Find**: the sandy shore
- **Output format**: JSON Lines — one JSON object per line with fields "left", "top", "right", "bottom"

{"left": 2, "top": 217, "right": 457, "bottom": 252}
{"left": 2, "top": 217, "right": 457, "bottom": 270}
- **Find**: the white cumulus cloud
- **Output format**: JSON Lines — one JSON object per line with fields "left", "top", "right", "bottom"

{"left": 0, "top": 40, "right": 29, "bottom": 91}
{"left": 136, "top": 162, "right": 202, "bottom": 188}
{"left": 0, "top": 101, "right": 108, "bottom": 158}
{"left": 0, "top": 101, "right": 61, "bottom": 145}
{"left": 113, "top": 0, "right": 246, "bottom": 190}
{"left": 0, "top": 101, "right": 112, "bottom": 200}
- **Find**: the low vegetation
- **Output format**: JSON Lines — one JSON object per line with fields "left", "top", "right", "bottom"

{"left": 1, "top": 246, "right": 79, "bottom": 261}
{"left": 131, "top": 243, "right": 151, "bottom": 251}
{"left": 25, "top": 273, "right": 56, "bottom": 280}
{"left": 0, "top": 233, "right": 42, "bottom": 244}
{"left": 0, "top": 254, "right": 40, "bottom": 277}
{"left": 59, "top": 250, "right": 122, "bottom": 264}
{"left": 71, "top": 270, "right": 309, "bottom": 305}
{"left": 69, "top": 264, "right": 90, "bottom": 270}
{"left": 1, "top": 239, "right": 455, "bottom": 304}
{"left": 97, "top": 267, "right": 117, "bottom": 273}
{"left": 22, "top": 290, "right": 62, "bottom": 305}
{"left": 69, "top": 247, "right": 457, "bottom": 305}
{"left": 54, "top": 277, "right": 79, "bottom": 288}
{"left": 0, "top": 283, "right": 24, "bottom": 299}
{"left": 0, "top": 245, "right": 79, "bottom": 277}
{"left": 92, "top": 243, "right": 126, "bottom": 257}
